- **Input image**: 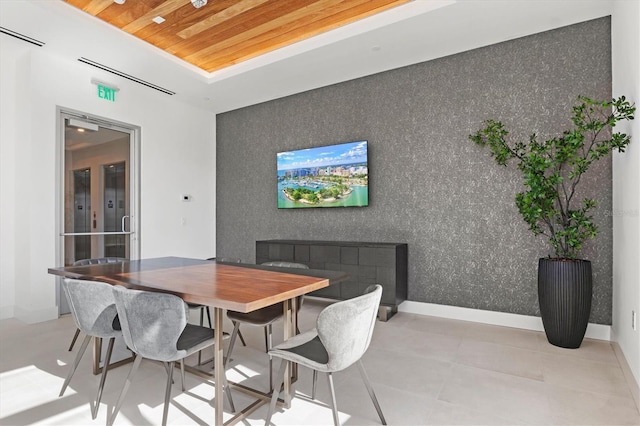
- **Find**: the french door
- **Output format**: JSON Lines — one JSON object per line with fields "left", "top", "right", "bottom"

{"left": 57, "top": 109, "right": 140, "bottom": 314}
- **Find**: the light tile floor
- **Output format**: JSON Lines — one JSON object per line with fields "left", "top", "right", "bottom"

{"left": 1, "top": 298, "right": 639, "bottom": 425}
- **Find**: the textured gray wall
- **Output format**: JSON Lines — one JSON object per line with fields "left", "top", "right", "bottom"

{"left": 217, "top": 18, "right": 613, "bottom": 324}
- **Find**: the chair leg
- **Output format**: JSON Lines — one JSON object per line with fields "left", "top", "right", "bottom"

{"left": 224, "top": 321, "right": 241, "bottom": 367}
{"left": 162, "top": 361, "right": 174, "bottom": 426}
{"left": 206, "top": 307, "right": 212, "bottom": 328}
{"left": 312, "top": 370, "right": 318, "bottom": 400}
{"left": 180, "top": 360, "right": 186, "bottom": 392}
{"left": 238, "top": 329, "right": 247, "bottom": 346}
{"left": 60, "top": 334, "right": 92, "bottom": 396}
{"left": 326, "top": 372, "right": 340, "bottom": 426}
{"left": 265, "top": 359, "right": 288, "bottom": 426}
{"left": 357, "top": 360, "right": 387, "bottom": 425}
{"left": 162, "top": 362, "right": 175, "bottom": 384}
{"left": 92, "top": 336, "right": 115, "bottom": 419}
{"left": 68, "top": 328, "right": 81, "bottom": 351}
{"left": 109, "top": 354, "right": 142, "bottom": 426}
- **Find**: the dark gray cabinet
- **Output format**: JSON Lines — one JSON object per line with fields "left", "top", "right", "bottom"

{"left": 256, "top": 240, "right": 407, "bottom": 320}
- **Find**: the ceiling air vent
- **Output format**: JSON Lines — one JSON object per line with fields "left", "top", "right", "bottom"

{"left": 77, "top": 57, "right": 176, "bottom": 96}
{"left": 0, "top": 27, "right": 45, "bottom": 47}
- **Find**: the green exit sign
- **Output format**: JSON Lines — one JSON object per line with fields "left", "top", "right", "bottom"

{"left": 97, "top": 84, "right": 116, "bottom": 102}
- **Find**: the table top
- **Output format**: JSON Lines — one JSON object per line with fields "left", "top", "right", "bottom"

{"left": 48, "top": 257, "right": 341, "bottom": 313}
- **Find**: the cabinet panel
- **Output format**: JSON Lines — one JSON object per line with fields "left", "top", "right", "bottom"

{"left": 295, "top": 245, "right": 310, "bottom": 262}
{"left": 340, "top": 247, "right": 359, "bottom": 265}
{"left": 257, "top": 240, "right": 407, "bottom": 320}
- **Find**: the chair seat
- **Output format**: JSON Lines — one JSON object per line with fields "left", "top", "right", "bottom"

{"left": 269, "top": 329, "right": 332, "bottom": 371}
{"left": 227, "top": 303, "right": 283, "bottom": 326}
{"left": 177, "top": 324, "right": 228, "bottom": 353}
{"left": 279, "top": 334, "right": 329, "bottom": 364}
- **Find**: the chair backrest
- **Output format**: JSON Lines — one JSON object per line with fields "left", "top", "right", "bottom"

{"left": 62, "top": 279, "right": 121, "bottom": 338}
{"left": 73, "top": 257, "right": 126, "bottom": 266}
{"left": 111, "top": 286, "right": 189, "bottom": 362}
{"left": 316, "top": 285, "right": 382, "bottom": 372}
{"left": 261, "top": 261, "right": 309, "bottom": 269}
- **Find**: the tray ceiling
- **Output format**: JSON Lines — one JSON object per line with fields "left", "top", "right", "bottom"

{"left": 63, "top": 0, "right": 411, "bottom": 73}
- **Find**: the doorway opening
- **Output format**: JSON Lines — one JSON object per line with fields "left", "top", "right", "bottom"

{"left": 57, "top": 109, "right": 140, "bottom": 314}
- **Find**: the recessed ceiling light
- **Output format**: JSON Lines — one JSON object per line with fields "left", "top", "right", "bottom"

{"left": 113, "top": 0, "right": 126, "bottom": 4}
{"left": 77, "top": 128, "right": 85, "bottom": 133}
{"left": 152, "top": 16, "right": 166, "bottom": 24}
{"left": 191, "top": 0, "right": 207, "bottom": 8}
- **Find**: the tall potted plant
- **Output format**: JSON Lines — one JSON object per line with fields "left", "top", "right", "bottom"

{"left": 469, "top": 96, "right": 635, "bottom": 348}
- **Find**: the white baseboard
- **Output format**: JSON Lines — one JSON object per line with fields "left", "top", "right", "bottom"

{"left": 398, "top": 300, "right": 611, "bottom": 341}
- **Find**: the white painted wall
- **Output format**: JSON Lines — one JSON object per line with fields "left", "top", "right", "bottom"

{"left": 612, "top": 0, "right": 640, "bottom": 391}
{"left": 0, "top": 37, "right": 216, "bottom": 323}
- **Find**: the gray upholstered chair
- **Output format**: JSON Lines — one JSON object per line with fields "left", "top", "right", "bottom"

{"left": 109, "top": 285, "right": 235, "bottom": 426}
{"left": 67, "top": 257, "right": 126, "bottom": 351}
{"left": 265, "top": 285, "right": 386, "bottom": 426}
{"left": 59, "top": 278, "right": 122, "bottom": 419}
{"left": 224, "top": 261, "right": 309, "bottom": 390}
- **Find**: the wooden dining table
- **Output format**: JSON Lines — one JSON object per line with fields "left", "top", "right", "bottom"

{"left": 48, "top": 256, "right": 347, "bottom": 425}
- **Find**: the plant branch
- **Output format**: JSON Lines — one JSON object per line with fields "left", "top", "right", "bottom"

{"left": 469, "top": 96, "right": 636, "bottom": 259}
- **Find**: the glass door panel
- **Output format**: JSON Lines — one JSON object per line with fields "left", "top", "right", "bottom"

{"left": 103, "top": 162, "right": 128, "bottom": 258}
{"left": 73, "top": 168, "right": 91, "bottom": 261}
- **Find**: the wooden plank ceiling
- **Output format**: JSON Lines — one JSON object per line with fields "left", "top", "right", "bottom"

{"left": 64, "top": 0, "right": 411, "bottom": 73}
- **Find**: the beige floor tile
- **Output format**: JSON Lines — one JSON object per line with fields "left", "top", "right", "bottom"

{"left": 454, "top": 339, "right": 544, "bottom": 381}
{"left": 541, "top": 352, "right": 634, "bottom": 399}
{"left": 536, "top": 334, "right": 619, "bottom": 364}
{"left": 438, "top": 364, "right": 555, "bottom": 424}
{"left": 545, "top": 382, "right": 640, "bottom": 425}
{"left": 393, "top": 313, "right": 475, "bottom": 338}
{"left": 335, "top": 379, "right": 434, "bottom": 425}
{"left": 361, "top": 347, "right": 454, "bottom": 398}
{"left": 370, "top": 323, "right": 463, "bottom": 362}
{"left": 426, "top": 400, "right": 527, "bottom": 425}
{"left": 465, "top": 321, "right": 543, "bottom": 351}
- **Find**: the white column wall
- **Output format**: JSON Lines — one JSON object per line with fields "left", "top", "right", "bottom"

{"left": 612, "top": 0, "right": 640, "bottom": 390}
{"left": 0, "top": 38, "right": 217, "bottom": 323}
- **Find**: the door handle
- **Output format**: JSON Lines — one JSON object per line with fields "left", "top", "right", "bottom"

{"left": 121, "top": 215, "right": 130, "bottom": 233}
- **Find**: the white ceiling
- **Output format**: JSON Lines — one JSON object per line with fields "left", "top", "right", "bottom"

{"left": 0, "top": 0, "right": 613, "bottom": 114}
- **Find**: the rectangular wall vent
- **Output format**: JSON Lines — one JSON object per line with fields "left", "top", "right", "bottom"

{"left": 77, "top": 57, "right": 176, "bottom": 96}
{"left": 0, "top": 27, "right": 45, "bottom": 47}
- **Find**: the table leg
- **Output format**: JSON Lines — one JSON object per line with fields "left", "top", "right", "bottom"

{"left": 283, "top": 298, "right": 294, "bottom": 407}
{"left": 214, "top": 307, "right": 224, "bottom": 426}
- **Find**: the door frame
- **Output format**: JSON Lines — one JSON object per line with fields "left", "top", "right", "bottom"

{"left": 55, "top": 107, "right": 141, "bottom": 315}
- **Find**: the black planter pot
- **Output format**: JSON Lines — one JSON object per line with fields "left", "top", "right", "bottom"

{"left": 538, "top": 258, "right": 592, "bottom": 349}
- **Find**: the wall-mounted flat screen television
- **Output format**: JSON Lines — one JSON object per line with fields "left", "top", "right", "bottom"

{"left": 277, "top": 140, "right": 369, "bottom": 209}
